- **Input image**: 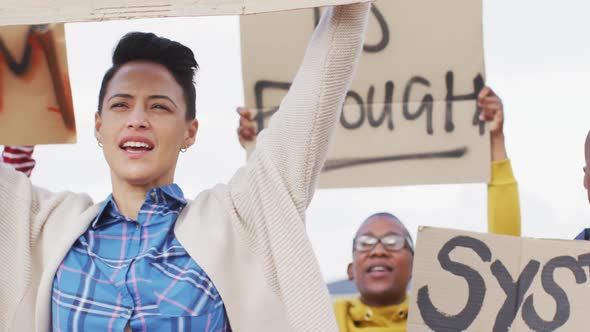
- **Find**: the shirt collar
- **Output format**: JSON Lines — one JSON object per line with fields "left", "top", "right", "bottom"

{"left": 146, "top": 183, "right": 187, "bottom": 206}
{"left": 575, "top": 228, "right": 590, "bottom": 241}
{"left": 91, "top": 183, "right": 187, "bottom": 229}
{"left": 348, "top": 296, "right": 410, "bottom": 324}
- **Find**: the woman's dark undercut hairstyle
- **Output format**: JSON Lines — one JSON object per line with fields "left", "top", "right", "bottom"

{"left": 97, "top": 32, "right": 199, "bottom": 120}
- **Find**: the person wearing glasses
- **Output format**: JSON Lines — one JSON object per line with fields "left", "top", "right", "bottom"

{"left": 237, "top": 86, "right": 521, "bottom": 331}
{"left": 339, "top": 87, "right": 520, "bottom": 331}
{"left": 336, "top": 212, "right": 413, "bottom": 331}
{"left": 576, "top": 132, "right": 590, "bottom": 241}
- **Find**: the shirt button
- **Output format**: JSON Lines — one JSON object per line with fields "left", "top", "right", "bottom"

{"left": 150, "top": 192, "right": 156, "bottom": 199}
{"left": 136, "top": 223, "right": 140, "bottom": 230}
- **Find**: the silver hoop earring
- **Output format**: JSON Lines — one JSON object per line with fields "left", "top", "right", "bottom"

{"left": 97, "top": 140, "right": 103, "bottom": 148}
{"left": 180, "top": 146, "right": 188, "bottom": 153}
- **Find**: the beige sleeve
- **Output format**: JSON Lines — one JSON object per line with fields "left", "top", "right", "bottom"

{"left": 230, "top": 3, "right": 370, "bottom": 220}
{"left": 224, "top": 5, "right": 370, "bottom": 331}
{"left": 0, "top": 164, "right": 92, "bottom": 329}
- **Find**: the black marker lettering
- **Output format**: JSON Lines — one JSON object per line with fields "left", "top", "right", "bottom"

{"left": 417, "top": 236, "right": 491, "bottom": 331}
{"left": 313, "top": 8, "right": 321, "bottom": 28}
{"left": 314, "top": 5, "right": 389, "bottom": 53}
{"left": 366, "top": 81, "right": 394, "bottom": 130}
{"left": 0, "top": 29, "right": 33, "bottom": 75}
{"left": 340, "top": 90, "right": 365, "bottom": 130}
{"left": 522, "top": 256, "right": 586, "bottom": 331}
{"left": 491, "top": 259, "right": 540, "bottom": 332}
{"left": 363, "top": 4, "right": 389, "bottom": 53}
{"left": 577, "top": 253, "right": 590, "bottom": 277}
{"left": 403, "top": 76, "right": 434, "bottom": 135}
{"left": 323, "top": 147, "right": 467, "bottom": 172}
{"left": 445, "top": 71, "right": 485, "bottom": 134}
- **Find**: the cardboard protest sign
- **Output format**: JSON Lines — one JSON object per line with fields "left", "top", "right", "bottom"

{"left": 0, "top": 24, "right": 76, "bottom": 145}
{"left": 241, "top": 0, "right": 489, "bottom": 188}
{"left": 1, "top": 0, "right": 369, "bottom": 26}
{"left": 408, "top": 227, "right": 590, "bottom": 331}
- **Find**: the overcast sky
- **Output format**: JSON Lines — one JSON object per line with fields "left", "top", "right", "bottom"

{"left": 27, "top": 0, "right": 590, "bottom": 282}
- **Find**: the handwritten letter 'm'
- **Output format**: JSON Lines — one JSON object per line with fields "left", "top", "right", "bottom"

{"left": 0, "top": 24, "right": 76, "bottom": 145}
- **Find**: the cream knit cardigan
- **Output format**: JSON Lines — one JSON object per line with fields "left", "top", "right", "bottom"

{"left": 0, "top": 3, "right": 370, "bottom": 331}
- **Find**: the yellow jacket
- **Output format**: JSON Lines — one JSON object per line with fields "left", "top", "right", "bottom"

{"left": 333, "top": 297, "right": 409, "bottom": 332}
{"left": 487, "top": 159, "right": 521, "bottom": 236}
{"left": 333, "top": 159, "right": 521, "bottom": 331}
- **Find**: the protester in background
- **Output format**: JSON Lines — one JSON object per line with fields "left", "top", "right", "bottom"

{"left": 1, "top": 146, "right": 35, "bottom": 177}
{"left": 0, "top": 4, "right": 371, "bottom": 331}
{"left": 237, "top": 86, "right": 521, "bottom": 331}
{"left": 337, "top": 212, "right": 413, "bottom": 331}
{"left": 481, "top": 86, "right": 521, "bottom": 236}
{"left": 575, "top": 132, "right": 590, "bottom": 240}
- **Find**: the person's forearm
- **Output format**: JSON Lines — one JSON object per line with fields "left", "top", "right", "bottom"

{"left": 247, "top": 3, "right": 370, "bottom": 210}
{"left": 491, "top": 133, "right": 507, "bottom": 162}
{"left": 487, "top": 159, "right": 521, "bottom": 236}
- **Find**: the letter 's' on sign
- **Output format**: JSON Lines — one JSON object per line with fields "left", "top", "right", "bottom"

{"left": 408, "top": 227, "right": 590, "bottom": 331}
{"left": 241, "top": 0, "right": 490, "bottom": 188}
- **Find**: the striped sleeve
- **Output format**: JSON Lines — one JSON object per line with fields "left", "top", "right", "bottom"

{"left": 1, "top": 146, "right": 36, "bottom": 177}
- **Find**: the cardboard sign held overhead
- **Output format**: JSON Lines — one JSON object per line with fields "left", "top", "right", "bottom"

{"left": 1, "top": 0, "right": 369, "bottom": 26}
{"left": 0, "top": 24, "right": 76, "bottom": 145}
{"left": 408, "top": 227, "right": 590, "bottom": 331}
{"left": 241, "top": 0, "right": 490, "bottom": 188}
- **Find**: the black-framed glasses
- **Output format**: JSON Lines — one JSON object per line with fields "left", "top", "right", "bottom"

{"left": 353, "top": 234, "right": 414, "bottom": 254}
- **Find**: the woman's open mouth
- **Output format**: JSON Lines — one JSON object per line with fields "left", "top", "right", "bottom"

{"left": 120, "top": 141, "right": 154, "bottom": 152}
{"left": 119, "top": 136, "right": 155, "bottom": 158}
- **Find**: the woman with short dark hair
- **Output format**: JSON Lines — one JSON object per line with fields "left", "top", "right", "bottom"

{"left": 0, "top": 3, "right": 371, "bottom": 331}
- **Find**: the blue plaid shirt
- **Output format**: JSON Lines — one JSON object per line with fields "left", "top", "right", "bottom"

{"left": 51, "top": 184, "right": 231, "bottom": 331}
